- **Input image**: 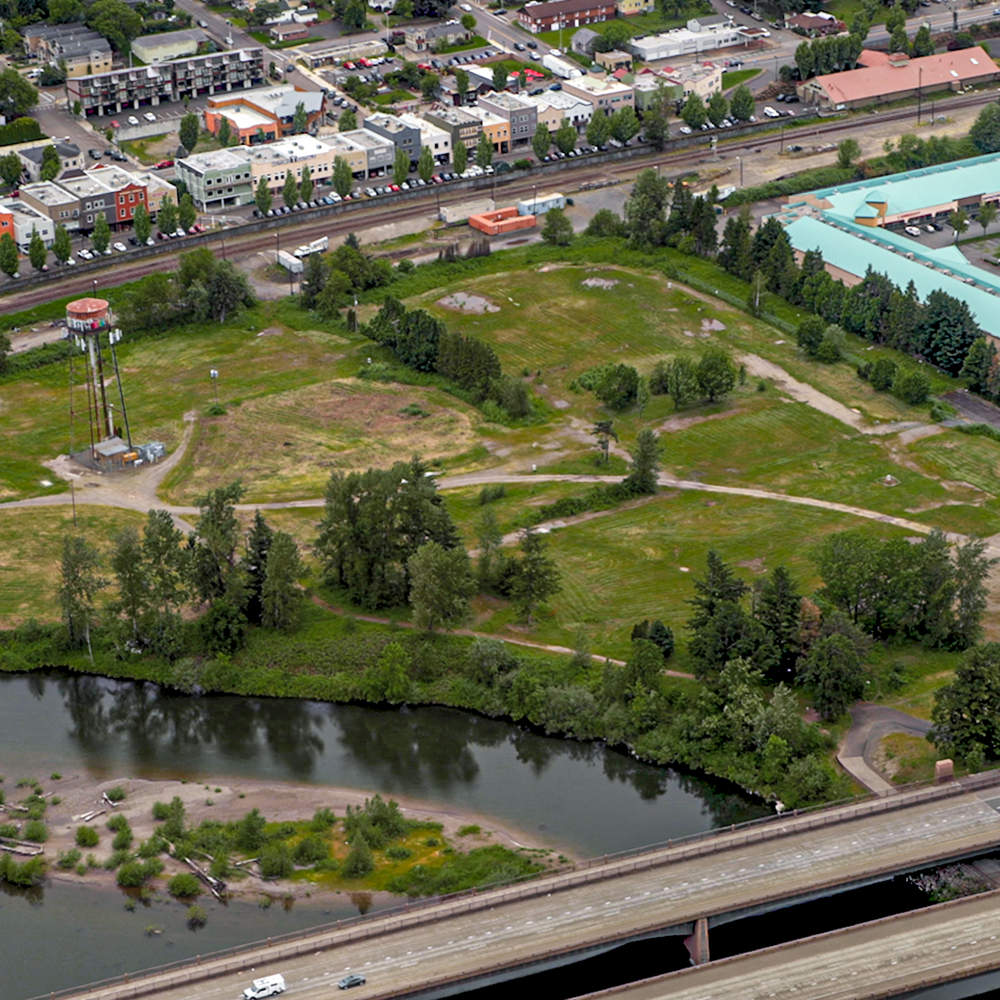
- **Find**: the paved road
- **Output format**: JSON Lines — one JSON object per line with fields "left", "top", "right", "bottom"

{"left": 53, "top": 779, "right": 1000, "bottom": 1000}
{"left": 575, "top": 888, "right": 1000, "bottom": 1000}
{"left": 839, "top": 704, "right": 934, "bottom": 796}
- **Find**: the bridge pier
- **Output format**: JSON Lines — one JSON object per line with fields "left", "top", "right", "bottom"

{"left": 684, "top": 917, "right": 710, "bottom": 966}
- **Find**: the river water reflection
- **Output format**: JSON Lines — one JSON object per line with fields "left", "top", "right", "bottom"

{"left": 0, "top": 671, "right": 768, "bottom": 997}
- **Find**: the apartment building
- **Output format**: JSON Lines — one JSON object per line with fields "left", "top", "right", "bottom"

{"left": 423, "top": 106, "right": 482, "bottom": 155}
{"left": 22, "top": 23, "right": 112, "bottom": 78}
{"left": 68, "top": 48, "right": 265, "bottom": 117}
{"left": 518, "top": 0, "right": 617, "bottom": 34}
{"left": 204, "top": 84, "right": 325, "bottom": 144}
{"left": 562, "top": 73, "right": 634, "bottom": 113}
{"left": 18, "top": 140, "right": 83, "bottom": 183}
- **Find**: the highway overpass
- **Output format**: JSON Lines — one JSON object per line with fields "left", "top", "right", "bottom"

{"left": 574, "top": 889, "right": 1000, "bottom": 1000}
{"left": 45, "top": 773, "right": 1000, "bottom": 1000}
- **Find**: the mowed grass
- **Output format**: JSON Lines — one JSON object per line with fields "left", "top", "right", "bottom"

{"left": 473, "top": 490, "right": 914, "bottom": 662}
{"left": 0, "top": 506, "right": 145, "bottom": 625}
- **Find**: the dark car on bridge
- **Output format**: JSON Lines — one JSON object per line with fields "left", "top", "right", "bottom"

{"left": 338, "top": 973, "right": 366, "bottom": 989}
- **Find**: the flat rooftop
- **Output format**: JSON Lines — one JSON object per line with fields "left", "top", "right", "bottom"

{"left": 20, "top": 181, "right": 79, "bottom": 206}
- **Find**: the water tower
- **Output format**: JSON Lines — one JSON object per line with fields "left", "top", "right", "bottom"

{"left": 66, "top": 296, "right": 132, "bottom": 465}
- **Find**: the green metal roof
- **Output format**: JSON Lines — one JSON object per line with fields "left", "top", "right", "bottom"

{"left": 785, "top": 216, "right": 1000, "bottom": 339}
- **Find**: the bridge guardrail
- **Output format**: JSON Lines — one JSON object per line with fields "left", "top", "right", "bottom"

{"left": 30, "top": 766, "right": 1000, "bottom": 1000}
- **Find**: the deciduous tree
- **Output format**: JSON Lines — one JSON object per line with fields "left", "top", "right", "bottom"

{"left": 509, "top": 527, "right": 560, "bottom": 623}
{"left": 59, "top": 534, "right": 106, "bottom": 662}
{"left": 179, "top": 112, "right": 199, "bottom": 153}
{"left": 408, "top": 541, "right": 474, "bottom": 631}
{"left": 92, "top": 213, "right": 110, "bottom": 253}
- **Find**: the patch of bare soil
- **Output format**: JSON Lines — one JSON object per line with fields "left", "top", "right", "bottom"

{"left": 658, "top": 409, "right": 743, "bottom": 433}
{"left": 701, "top": 318, "right": 726, "bottom": 332}
{"left": 581, "top": 277, "right": 619, "bottom": 290}
{"left": 36, "top": 773, "right": 570, "bottom": 901}
{"left": 437, "top": 292, "right": 500, "bottom": 314}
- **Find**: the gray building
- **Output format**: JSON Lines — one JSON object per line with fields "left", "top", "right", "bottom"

{"left": 175, "top": 148, "right": 254, "bottom": 210}
{"left": 478, "top": 91, "right": 537, "bottom": 147}
{"left": 18, "top": 141, "right": 83, "bottom": 182}
{"left": 362, "top": 112, "right": 421, "bottom": 163}
{"left": 572, "top": 28, "right": 599, "bottom": 55}
{"left": 424, "top": 106, "right": 481, "bottom": 155}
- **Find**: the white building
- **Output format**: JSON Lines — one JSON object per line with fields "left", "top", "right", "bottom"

{"left": 630, "top": 15, "right": 744, "bottom": 61}
{"left": 0, "top": 198, "right": 56, "bottom": 249}
{"left": 521, "top": 88, "right": 593, "bottom": 131}
{"left": 398, "top": 113, "right": 452, "bottom": 163}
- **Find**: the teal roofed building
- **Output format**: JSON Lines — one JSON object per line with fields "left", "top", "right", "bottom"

{"left": 779, "top": 151, "right": 1000, "bottom": 341}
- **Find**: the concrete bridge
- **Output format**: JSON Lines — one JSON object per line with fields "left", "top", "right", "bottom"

{"left": 42, "top": 772, "right": 1000, "bottom": 1000}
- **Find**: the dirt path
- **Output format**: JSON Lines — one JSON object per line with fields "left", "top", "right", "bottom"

{"left": 738, "top": 353, "right": 927, "bottom": 437}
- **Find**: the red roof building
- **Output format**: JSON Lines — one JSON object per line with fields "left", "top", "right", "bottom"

{"left": 799, "top": 46, "right": 1000, "bottom": 108}
{"left": 517, "top": 0, "right": 617, "bottom": 34}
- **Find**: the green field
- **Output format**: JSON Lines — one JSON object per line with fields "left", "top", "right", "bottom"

{"left": 722, "top": 68, "right": 761, "bottom": 89}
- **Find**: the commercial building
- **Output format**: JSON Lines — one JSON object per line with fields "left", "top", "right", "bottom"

{"left": 398, "top": 113, "right": 452, "bottom": 162}
{"left": 335, "top": 129, "right": 395, "bottom": 177}
{"left": 247, "top": 133, "right": 336, "bottom": 191}
{"left": 131, "top": 28, "right": 208, "bottom": 64}
{"left": 204, "top": 84, "right": 325, "bottom": 144}
{"left": 424, "top": 106, "right": 482, "bottom": 154}
{"left": 18, "top": 140, "right": 83, "bottom": 182}
{"left": 22, "top": 23, "right": 112, "bottom": 78}
{"left": 632, "top": 61, "right": 722, "bottom": 105}
{"left": 133, "top": 171, "right": 177, "bottom": 215}
{"left": 562, "top": 72, "right": 634, "bottom": 113}
{"left": 469, "top": 206, "right": 536, "bottom": 235}
{"left": 324, "top": 131, "right": 373, "bottom": 178}
{"left": 629, "top": 16, "right": 742, "bottom": 61}
{"left": 595, "top": 49, "right": 632, "bottom": 72}
{"left": 270, "top": 22, "right": 310, "bottom": 42}
{"left": 518, "top": 0, "right": 617, "bottom": 34}
{"left": 798, "top": 47, "right": 1000, "bottom": 109}
{"left": 18, "top": 180, "right": 82, "bottom": 231}
{"left": 478, "top": 90, "right": 537, "bottom": 147}
{"left": 778, "top": 152, "right": 1000, "bottom": 340}
{"left": 617, "top": 0, "right": 654, "bottom": 13}
{"left": 522, "top": 88, "right": 592, "bottom": 131}
{"left": 299, "top": 37, "right": 387, "bottom": 68}
{"left": 56, "top": 172, "right": 118, "bottom": 230}
{"left": 68, "top": 48, "right": 266, "bottom": 117}
{"left": 175, "top": 148, "right": 254, "bottom": 210}
{"left": 363, "top": 112, "right": 422, "bottom": 163}
{"left": 0, "top": 198, "right": 54, "bottom": 249}
{"left": 466, "top": 105, "right": 510, "bottom": 154}
{"left": 86, "top": 164, "right": 149, "bottom": 226}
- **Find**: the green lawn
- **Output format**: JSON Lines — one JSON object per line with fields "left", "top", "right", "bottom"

{"left": 471, "top": 490, "right": 916, "bottom": 662}
{"left": 722, "top": 68, "right": 761, "bottom": 89}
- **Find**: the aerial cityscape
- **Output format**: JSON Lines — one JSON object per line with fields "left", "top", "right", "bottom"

{"left": 2, "top": 0, "right": 1000, "bottom": 995}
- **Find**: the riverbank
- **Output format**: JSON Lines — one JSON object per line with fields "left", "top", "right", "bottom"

{"left": 10, "top": 770, "right": 572, "bottom": 905}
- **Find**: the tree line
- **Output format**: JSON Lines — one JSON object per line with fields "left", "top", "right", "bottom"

{"left": 59, "top": 485, "right": 303, "bottom": 664}
{"left": 362, "top": 296, "right": 532, "bottom": 420}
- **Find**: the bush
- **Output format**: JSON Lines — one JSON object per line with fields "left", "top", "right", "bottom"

{"left": 385, "top": 845, "right": 413, "bottom": 860}
{"left": 76, "top": 825, "right": 100, "bottom": 848}
{"left": 893, "top": 369, "right": 931, "bottom": 405}
{"left": 0, "top": 823, "right": 18, "bottom": 838}
{"left": 293, "top": 835, "right": 330, "bottom": 866}
{"left": 310, "top": 808, "right": 336, "bottom": 832}
{"left": 457, "top": 825, "right": 481, "bottom": 836}
{"left": 342, "top": 836, "right": 374, "bottom": 878}
{"left": 112, "top": 827, "right": 134, "bottom": 851}
{"left": 478, "top": 483, "right": 506, "bottom": 505}
{"left": 869, "top": 358, "right": 898, "bottom": 391}
{"left": 57, "top": 848, "right": 82, "bottom": 870}
{"left": 187, "top": 904, "right": 207, "bottom": 928}
{"left": 167, "top": 872, "right": 202, "bottom": 898}
{"left": 107, "top": 813, "right": 129, "bottom": 832}
{"left": 117, "top": 860, "right": 162, "bottom": 887}
{"left": 152, "top": 801, "right": 170, "bottom": 821}
{"left": 259, "top": 843, "right": 294, "bottom": 879}
{"left": 23, "top": 820, "right": 47, "bottom": 842}
{"left": 105, "top": 786, "right": 126, "bottom": 803}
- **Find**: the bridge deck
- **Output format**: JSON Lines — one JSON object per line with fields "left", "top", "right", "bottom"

{"left": 54, "top": 780, "right": 1000, "bottom": 1000}
{"left": 576, "top": 889, "right": 1000, "bottom": 1000}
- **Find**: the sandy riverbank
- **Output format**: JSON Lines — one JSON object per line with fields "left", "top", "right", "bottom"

{"left": 7, "top": 771, "right": 573, "bottom": 902}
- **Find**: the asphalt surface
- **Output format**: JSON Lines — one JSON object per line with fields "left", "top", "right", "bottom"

{"left": 572, "top": 888, "right": 1000, "bottom": 1000}
{"left": 55, "top": 781, "right": 1000, "bottom": 1000}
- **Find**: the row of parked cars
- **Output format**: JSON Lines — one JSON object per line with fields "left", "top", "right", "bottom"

{"left": 904, "top": 221, "right": 943, "bottom": 237}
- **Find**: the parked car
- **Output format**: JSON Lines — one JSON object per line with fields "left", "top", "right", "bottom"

{"left": 924, "top": 223, "right": 935, "bottom": 233}
{"left": 905, "top": 225, "right": 923, "bottom": 237}
{"left": 113, "top": 241, "right": 127, "bottom": 252}
{"left": 88, "top": 148, "right": 102, "bottom": 160}
{"left": 143, "top": 111, "right": 156, "bottom": 122}
{"left": 127, "top": 115, "right": 139, "bottom": 126}
{"left": 155, "top": 159, "right": 173, "bottom": 169}
{"left": 763, "top": 106, "right": 780, "bottom": 118}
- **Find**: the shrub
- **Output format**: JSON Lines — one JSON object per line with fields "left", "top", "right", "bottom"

{"left": 116, "top": 860, "right": 149, "bottom": 887}
{"left": 310, "top": 808, "right": 336, "bottom": 832}
{"left": 294, "top": 835, "right": 330, "bottom": 866}
{"left": 893, "top": 369, "right": 931, "bottom": 405}
{"left": 76, "top": 825, "right": 99, "bottom": 848}
{"left": 385, "top": 846, "right": 413, "bottom": 860}
{"left": 107, "top": 813, "right": 129, "bottom": 832}
{"left": 457, "top": 825, "right": 481, "bottom": 836}
{"left": 57, "top": 849, "right": 82, "bottom": 870}
{"left": 151, "top": 801, "right": 170, "bottom": 821}
{"left": 869, "top": 357, "right": 898, "bottom": 391}
{"left": 0, "top": 823, "right": 18, "bottom": 838}
{"left": 50, "top": 773, "right": 61, "bottom": 781}
{"left": 113, "top": 827, "right": 134, "bottom": 851}
{"left": 167, "top": 873, "right": 202, "bottom": 898}
{"left": 342, "top": 836, "right": 374, "bottom": 878}
{"left": 187, "top": 904, "right": 207, "bottom": 928}
{"left": 105, "top": 786, "right": 126, "bottom": 802}
{"left": 259, "top": 843, "right": 294, "bottom": 879}
{"left": 478, "top": 483, "right": 506, "bottom": 505}
{"left": 23, "top": 820, "right": 47, "bottom": 842}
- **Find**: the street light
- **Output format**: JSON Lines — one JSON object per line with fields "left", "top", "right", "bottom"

{"left": 737, "top": 155, "right": 743, "bottom": 187}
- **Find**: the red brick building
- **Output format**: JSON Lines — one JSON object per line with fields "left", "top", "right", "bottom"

{"left": 518, "top": 0, "right": 617, "bottom": 34}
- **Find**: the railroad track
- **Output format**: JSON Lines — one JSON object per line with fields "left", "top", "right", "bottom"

{"left": 4, "top": 88, "right": 996, "bottom": 312}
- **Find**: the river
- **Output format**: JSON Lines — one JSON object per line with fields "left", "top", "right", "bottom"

{"left": 0, "top": 671, "right": 767, "bottom": 998}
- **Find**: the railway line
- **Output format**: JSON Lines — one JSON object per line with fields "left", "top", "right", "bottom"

{"left": 3, "top": 88, "right": 997, "bottom": 313}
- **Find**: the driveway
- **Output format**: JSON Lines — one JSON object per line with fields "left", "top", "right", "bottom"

{"left": 838, "top": 703, "right": 933, "bottom": 797}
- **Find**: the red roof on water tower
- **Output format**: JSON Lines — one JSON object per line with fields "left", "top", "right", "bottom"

{"left": 67, "top": 297, "right": 109, "bottom": 318}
